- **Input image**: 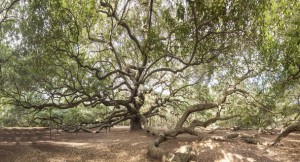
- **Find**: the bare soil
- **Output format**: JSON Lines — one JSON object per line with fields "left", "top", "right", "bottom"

{"left": 0, "top": 127, "right": 299, "bottom": 162}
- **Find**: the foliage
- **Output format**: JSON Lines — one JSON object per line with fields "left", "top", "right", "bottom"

{"left": 0, "top": 0, "right": 299, "bottom": 134}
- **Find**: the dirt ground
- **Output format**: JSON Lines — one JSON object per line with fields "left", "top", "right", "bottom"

{"left": 0, "top": 127, "right": 299, "bottom": 162}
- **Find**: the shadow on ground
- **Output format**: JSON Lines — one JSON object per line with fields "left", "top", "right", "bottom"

{"left": 0, "top": 127, "right": 299, "bottom": 162}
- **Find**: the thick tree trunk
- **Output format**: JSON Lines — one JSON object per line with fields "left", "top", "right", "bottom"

{"left": 130, "top": 116, "right": 143, "bottom": 131}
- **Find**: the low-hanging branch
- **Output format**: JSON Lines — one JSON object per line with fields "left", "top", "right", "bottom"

{"left": 271, "top": 120, "right": 300, "bottom": 146}
{"left": 146, "top": 70, "right": 255, "bottom": 160}
{"left": 188, "top": 115, "right": 239, "bottom": 130}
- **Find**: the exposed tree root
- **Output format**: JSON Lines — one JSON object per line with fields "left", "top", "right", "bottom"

{"left": 210, "top": 133, "right": 239, "bottom": 141}
{"left": 210, "top": 132, "right": 261, "bottom": 145}
{"left": 241, "top": 137, "right": 260, "bottom": 144}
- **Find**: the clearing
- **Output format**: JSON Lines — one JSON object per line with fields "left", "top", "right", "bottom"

{"left": 0, "top": 127, "right": 299, "bottom": 162}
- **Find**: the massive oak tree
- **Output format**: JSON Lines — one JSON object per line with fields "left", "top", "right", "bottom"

{"left": 1, "top": 0, "right": 267, "bottom": 131}
{"left": 2, "top": 2, "right": 300, "bottom": 157}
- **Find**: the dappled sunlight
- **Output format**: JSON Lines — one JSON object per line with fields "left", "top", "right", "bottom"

{"left": 265, "top": 148, "right": 276, "bottom": 157}
{"left": 289, "top": 132, "right": 300, "bottom": 136}
{"left": 190, "top": 139, "right": 222, "bottom": 158}
{"left": 191, "top": 139, "right": 220, "bottom": 150}
{"left": 1, "top": 127, "right": 299, "bottom": 161}
{"left": 203, "top": 139, "right": 220, "bottom": 150}
{"left": 256, "top": 142, "right": 268, "bottom": 150}
{"left": 216, "top": 150, "right": 256, "bottom": 162}
{"left": 47, "top": 158, "right": 69, "bottom": 162}
{"left": 140, "top": 135, "right": 149, "bottom": 138}
{"left": 131, "top": 142, "right": 143, "bottom": 146}
{"left": 47, "top": 155, "right": 82, "bottom": 162}
{"left": 127, "top": 149, "right": 148, "bottom": 162}
{"left": 285, "top": 139, "right": 300, "bottom": 143}
{"left": 43, "top": 141, "right": 89, "bottom": 147}
{"left": 0, "top": 141, "right": 33, "bottom": 146}
{"left": 266, "top": 144, "right": 300, "bottom": 162}
{"left": 116, "top": 150, "right": 129, "bottom": 157}
{"left": 177, "top": 141, "right": 190, "bottom": 147}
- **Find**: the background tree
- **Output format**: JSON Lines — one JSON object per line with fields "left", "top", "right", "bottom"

{"left": 0, "top": 0, "right": 19, "bottom": 81}
{"left": 261, "top": 0, "right": 300, "bottom": 145}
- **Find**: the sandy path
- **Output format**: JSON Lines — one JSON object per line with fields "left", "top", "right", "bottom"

{"left": 0, "top": 127, "right": 157, "bottom": 162}
{"left": 0, "top": 127, "right": 299, "bottom": 162}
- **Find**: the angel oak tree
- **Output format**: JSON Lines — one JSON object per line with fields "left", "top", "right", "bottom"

{"left": 1, "top": 0, "right": 267, "bottom": 131}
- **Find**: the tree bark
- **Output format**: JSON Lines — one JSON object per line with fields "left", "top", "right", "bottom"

{"left": 130, "top": 116, "right": 143, "bottom": 131}
{"left": 271, "top": 121, "right": 300, "bottom": 146}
